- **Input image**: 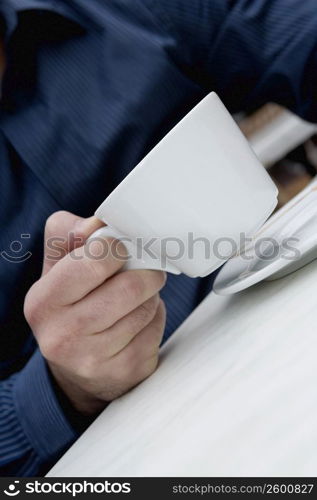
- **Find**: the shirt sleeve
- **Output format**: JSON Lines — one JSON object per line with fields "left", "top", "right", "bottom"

{"left": 147, "top": 0, "right": 317, "bottom": 121}
{"left": 0, "top": 350, "right": 78, "bottom": 476}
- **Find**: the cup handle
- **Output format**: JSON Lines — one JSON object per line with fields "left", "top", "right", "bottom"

{"left": 88, "top": 226, "right": 181, "bottom": 275}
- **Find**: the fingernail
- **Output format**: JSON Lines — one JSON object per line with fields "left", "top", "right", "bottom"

{"left": 75, "top": 217, "right": 105, "bottom": 239}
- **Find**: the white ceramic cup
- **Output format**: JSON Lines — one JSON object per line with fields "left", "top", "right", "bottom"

{"left": 92, "top": 92, "right": 278, "bottom": 278}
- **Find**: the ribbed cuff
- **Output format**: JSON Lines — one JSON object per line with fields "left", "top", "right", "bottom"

{"left": 13, "top": 350, "right": 78, "bottom": 462}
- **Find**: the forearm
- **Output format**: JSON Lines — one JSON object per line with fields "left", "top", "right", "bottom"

{"left": 0, "top": 350, "right": 78, "bottom": 476}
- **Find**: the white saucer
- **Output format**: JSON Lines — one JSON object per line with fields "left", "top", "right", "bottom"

{"left": 213, "top": 183, "right": 317, "bottom": 295}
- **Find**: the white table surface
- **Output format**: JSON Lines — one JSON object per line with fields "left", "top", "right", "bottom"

{"left": 49, "top": 258, "right": 317, "bottom": 477}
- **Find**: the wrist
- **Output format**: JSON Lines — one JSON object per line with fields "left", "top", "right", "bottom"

{"left": 48, "top": 363, "right": 108, "bottom": 417}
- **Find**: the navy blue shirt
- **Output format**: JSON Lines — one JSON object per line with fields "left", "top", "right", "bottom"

{"left": 0, "top": 0, "right": 317, "bottom": 476}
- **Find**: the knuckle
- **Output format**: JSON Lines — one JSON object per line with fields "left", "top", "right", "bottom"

{"left": 39, "top": 333, "right": 66, "bottom": 363}
{"left": 142, "top": 331, "right": 163, "bottom": 360}
{"left": 45, "top": 211, "right": 67, "bottom": 235}
{"left": 111, "top": 346, "right": 159, "bottom": 388}
{"left": 158, "top": 299, "right": 166, "bottom": 320}
{"left": 106, "top": 238, "right": 128, "bottom": 265}
{"left": 23, "top": 294, "right": 36, "bottom": 326}
{"left": 137, "top": 355, "right": 159, "bottom": 381}
{"left": 83, "top": 243, "right": 119, "bottom": 282}
{"left": 147, "top": 270, "right": 167, "bottom": 292}
{"left": 80, "top": 256, "right": 108, "bottom": 287}
{"left": 148, "top": 301, "right": 166, "bottom": 341}
{"left": 132, "top": 296, "right": 159, "bottom": 330}
{"left": 85, "top": 237, "right": 126, "bottom": 269}
{"left": 101, "top": 330, "right": 114, "bottom": 357}
{"left": 143, "top": 270, "right": 167, "bottom": 294}
{"left": 40, "top": 322, "right": 75, "bottom": 362}
{"left": 85, "top": 259, "right": 103, "bottom": 283}
{"left": 68, "top": 309, "right": 91, "bottom": 335}
{"left": 156, "top": 271, "right": 167, "bottom": 289}
{"left": 115, "top": 347, "right": 138, "bottom": 381}
{"left": 146, "top": 331, "right": 162, "bottom": 357}
{"left": 85, "top": 238, "right": 109, "bottom": 260}
{"left": 24, "top": 282, "right": 46, "bottom": 326}
{"left": 38, "top": 337, "right": 55, "bottom": 361}
{"left": 120, "top": 272, "right": 145, "bottom": 300}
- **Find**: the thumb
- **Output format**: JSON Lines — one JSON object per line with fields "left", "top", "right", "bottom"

{"left": 42, "top": 211, "right": 104, "bottom": 275}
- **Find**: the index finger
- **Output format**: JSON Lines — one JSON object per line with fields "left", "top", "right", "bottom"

{"left": 42, "top": 213, "right": 105, "bottom": 276}
{"left": 39, "top": 236, "right": 128, "bottom": 306}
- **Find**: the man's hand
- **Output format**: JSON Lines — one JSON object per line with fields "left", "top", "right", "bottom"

{"left": 24, "top": 211, "right": 166, "bottom": 416}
